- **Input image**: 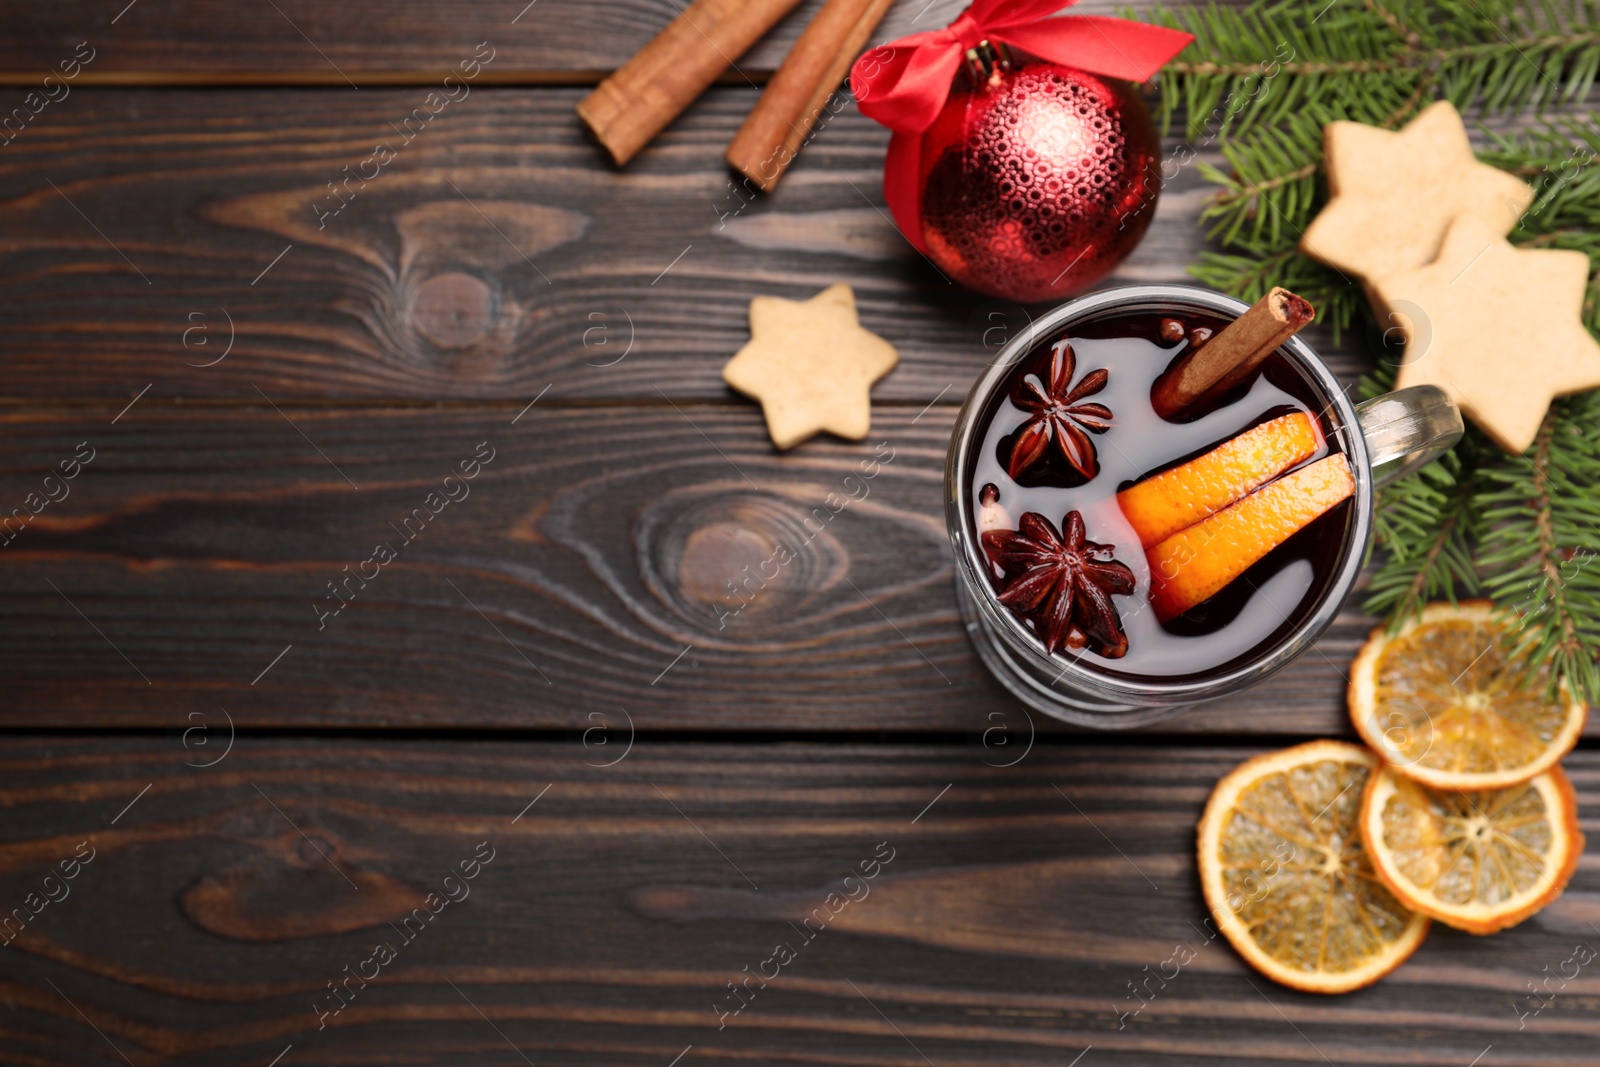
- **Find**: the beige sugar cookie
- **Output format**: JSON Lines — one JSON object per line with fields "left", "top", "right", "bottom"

{"left": 1300, "top": 101, "right": 1534, "bottom": 283}
{"left": 722, "top": 283, "right": 898, "bottom": 450}
{"left": 1373, "top": 214, "right": 1600, "bottom": 453}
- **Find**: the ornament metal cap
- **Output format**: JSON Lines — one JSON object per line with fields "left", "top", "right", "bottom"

{"left": 964, "top": 39, "right": 1012, "bottom": 82}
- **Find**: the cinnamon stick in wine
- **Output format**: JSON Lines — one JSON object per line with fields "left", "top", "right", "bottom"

{"left": 726, "top": 0, "right": 895, "bottom": 191}
{"left": 577, "top": 0, "right": 807, "bottom": 167}
{"left": 1151, "top": 287, "right": 1315, "bottom": 419}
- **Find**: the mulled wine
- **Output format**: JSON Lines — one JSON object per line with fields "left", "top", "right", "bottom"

{"left": 965, "top": 307, "right": 1357, "bottom": 680}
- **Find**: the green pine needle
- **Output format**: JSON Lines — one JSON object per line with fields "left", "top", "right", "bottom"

{"left": 1153, "top": 0, "right": 1600, "bottom": 702}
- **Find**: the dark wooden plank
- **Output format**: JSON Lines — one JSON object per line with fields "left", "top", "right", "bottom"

{"left": 0, "top": 86, "right": 1377, "bottom": 403}
{"left": 0, "top": 402, "right": 1381, "bottom": 734}
{"left": 0, "top": 738, "right": 1595, "bottom": 1066}
{"left": 0, "top": 0, "right": 1165, "bottom": 81}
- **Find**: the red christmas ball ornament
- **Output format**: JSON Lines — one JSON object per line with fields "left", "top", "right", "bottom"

{"left": 917, "top": 50, "right": 1162, "bottom": 302}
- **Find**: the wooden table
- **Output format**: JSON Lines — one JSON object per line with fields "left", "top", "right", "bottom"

{"left": 0, "top": 3, "right": 1593, "bottom": 1064}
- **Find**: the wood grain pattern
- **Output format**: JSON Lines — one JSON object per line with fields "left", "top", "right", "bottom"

{"left": 5, "top": 7, "right": 1595, "bottom": 1065}
{"left": 0, "top": 403, "right": 1380, "bottom": 734}
{"left": 0, "top": 0, "right": 1163, "bottom": 82}
{"left": 0, "top": 86, "right": 1377, "bottom": 402}
{"left": 0, "top": 739, "right": 1595, "bottom": 1066}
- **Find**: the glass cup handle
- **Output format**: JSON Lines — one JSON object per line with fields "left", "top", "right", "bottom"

{"left": 1354, "top": 385, "right": 1464, "bottom": 490}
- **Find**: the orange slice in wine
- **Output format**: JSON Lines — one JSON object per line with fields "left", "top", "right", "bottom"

{"left": 1148, "top": 453, "right": 1355, "bottom": 622}
{"left": 1118, "top": 411, "right": 1321, "bottom": 549}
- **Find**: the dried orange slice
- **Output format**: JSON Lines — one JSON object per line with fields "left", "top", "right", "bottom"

{"left": 1349, "top": 602, "right": 1586, "bottom": 790}
{"left": 1149, "top": 453, "right": 1355, "bottom": 622}
{"left": 1198, "top": 740, "right": 1430, "bottom": 993}
{"left": 1117, "top": 411, "right": 1321, "bottom": 549}
{"left": 1361, "top": 763, "right": 1583, "bottom": 934}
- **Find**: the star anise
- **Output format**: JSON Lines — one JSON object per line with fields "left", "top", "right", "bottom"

{"left": 981, "top": 510, "right": 1136, "bottom": 658}
{"left": 1007, "top": 340, "right": 1112, "bottom": 480}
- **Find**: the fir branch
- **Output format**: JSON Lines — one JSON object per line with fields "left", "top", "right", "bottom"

{"left": 1485, "top": 115, "right": 1600, "bottom": 330}
{"left": 1477, "top": 402, "right": 1600, "bottom": 702}
{"left": 1145, "top": 3, "right": 1412, "bottom": 138}
{"left": 1182, "top": 74, "right": 1436, "bottom": 252}
{"left": 1159, "top": 0, "right": 1600, "bottom": 699}
{"left": 1362, "top": 0, "right": 1422, "bottom": 49}
{"left": 1362, "top": 449, "right": 1480, "bottom": 626}
{"left": 1358, "top": 364, "right": 1482, "bottom": 624}
{"left": 1187, "top": 246, "right": 1366, "bottom": 340}
{"left": 1144, "top": 0, "right": 1600, "bottom": 139}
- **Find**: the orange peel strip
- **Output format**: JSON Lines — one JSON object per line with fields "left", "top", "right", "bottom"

{"left": 1118, "top": 411, "right": 1322, "bottom": 550}
{"left": 1148, "top": 453, "right": 1355, "bottom": 622}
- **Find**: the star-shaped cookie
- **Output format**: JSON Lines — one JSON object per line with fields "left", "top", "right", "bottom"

{"left": 1373, "top": 213, "right": 1600, "bottom": 453}
{"left": 1301, "top": 101, "right": 1534, "bottom": 283}
{"left": 723, "top": 283, "right": 898, "bottom": 450}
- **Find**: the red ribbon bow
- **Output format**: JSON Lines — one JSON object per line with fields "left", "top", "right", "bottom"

{"left": 849, "top": 0, "right": 1192, "bottom": 253}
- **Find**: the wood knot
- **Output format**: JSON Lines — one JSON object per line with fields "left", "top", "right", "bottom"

{"left": 636, "top": 489, "right": 848, "bottom": 635}
{"left": 411, "top": 271, "right": 494, "bottom": 348}
{"left": 181, "top": 821, "right": 425, "bottom": 942}
{"left": 296, "top": 834, "right": 340, "bottom": 867}
{"left": 679, "top": 523, "right": 781, "bottom": 607}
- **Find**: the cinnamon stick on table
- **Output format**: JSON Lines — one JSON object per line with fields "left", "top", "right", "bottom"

{"left": 726, "top": 0, "right": 896, "bottom": 191}
{"left": 577, "top": 0, "right": 807, "bottom": 167}
{"left": 1151, "top": 287, "right": 1316, "bottom": 420}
